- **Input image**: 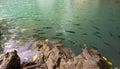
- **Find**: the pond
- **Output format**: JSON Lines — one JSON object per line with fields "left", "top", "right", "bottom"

{"left": 0, "top": 0, "right": 120, "bottom": 67}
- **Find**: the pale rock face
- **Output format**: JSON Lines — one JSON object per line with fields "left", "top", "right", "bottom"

{"left": 0, "top": 40, "right": 113, "bottom": 69}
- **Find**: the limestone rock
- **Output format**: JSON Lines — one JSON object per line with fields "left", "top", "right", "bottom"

{"left": 0, "top": 50, "right": 21, "bottom": 69}
{"left": 0, "top": 40, "right": 115, "bottom": 69}
{"left": 60, "top": 48, "right": 111, "bottom": 69}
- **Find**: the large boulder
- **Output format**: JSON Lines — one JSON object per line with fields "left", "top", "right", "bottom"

{"left": 32, "top": 40, "right": 75, "bottom": 69}
{"left": 0, "top": 50, "right": 21, "bottom": 69}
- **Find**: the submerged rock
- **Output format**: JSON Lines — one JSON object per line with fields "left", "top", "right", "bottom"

{"left": 0, "top": 19, "right": 6, "bottom": 25}
{"left": 0, "top": 39, "right": 116, "bottom": 69}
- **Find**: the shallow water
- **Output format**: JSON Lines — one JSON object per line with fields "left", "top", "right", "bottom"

{"left": 0, "top": 0, "right": 120, "bottom": 67}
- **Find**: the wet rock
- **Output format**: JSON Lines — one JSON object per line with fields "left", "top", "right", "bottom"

{"left": 32, "top": 40, "right": 112, "bottom": 69}
{"left": 60, "top": 48, "right": 111, "bottom": 69}
{"left": 0, "top": 40, "right": 116, "bottom": 69}
{"left": 32, "top": 40, "right": 75, "bottom": 69}
{"left": 0, "top": 50, "right": 21, "bottom": 69}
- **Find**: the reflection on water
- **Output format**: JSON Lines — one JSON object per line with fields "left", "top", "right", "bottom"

{"left": 0, "top": 0, "right": 120, "bottom": 67}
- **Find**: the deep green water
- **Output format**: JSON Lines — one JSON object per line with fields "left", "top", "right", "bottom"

{"left": 0, "top": 0, "right": 120, "bottom": 66}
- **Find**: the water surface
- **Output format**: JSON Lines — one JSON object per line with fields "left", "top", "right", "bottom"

{"left": 0, "top": 0, "right": 120, "bottom": 66}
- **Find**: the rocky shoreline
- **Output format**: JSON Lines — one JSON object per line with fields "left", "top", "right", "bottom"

{"left": 0, "top": 39, "right": 119, "bottom": 69}
{"left": 0, "top": 19, "right": 120, "bottom": 69}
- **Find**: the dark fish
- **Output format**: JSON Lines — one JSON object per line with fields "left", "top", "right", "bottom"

{"left": 90, "top": 45, "right": 98, "bottom": 50}
{"left": 104, "top": 42, "right": 112, "bottom": 47}
{"left": 33, "top": 19, "right": 41, "bottom": 21}
{"left": 32, "top": 34, "right": 39, "bottom": 37}
{"left": 94, "top": 34, "right": 102, "bottom": 39}
{"left": 52, "top": 37, "right": 65, "bottom": 40}
{"left": 33, "top": 29, "right": 43, "bottom": 31}
{"left": 73, "top": 23, "right": 80, "bottom": 26}
{"left": 114, "top": 0, "right": 120, "bottom": 4}
{"left": 65, "top": 30, "right": 75, "bottom": 34}
{"left": 80, "top": 33, "right": 87, "bottom": 35}
{"left": 69, "top": 40, "right": 75, "bottom": 44}
{"left": 75, "top": 16, "right": 79, "bottom": 18}
{"left": 92, "top": 26, "right": 100, "bottom": 30}
{"left": 0, "top": 32, "right": 3, "bottom": 36}
{"left": 110, "top": 19, "right": 115, "bottom": 22}
{"left": 38, "top": 32, "right": 46, "bottom": 34}
{"left": 67, "top": 20, "right": 72, "bottom": 22}
{"left": 93, "top": 32, "right": 100, "bottom": 34}
{"left": 118, "top": 35, "right": 120, "bottom": 38}
{"left": 56, "top": 32, "right": 63, "bottom": 36}
{"left": 69, "top": 40, "right": 78, "bottom": 46}
{"left": 89, "top": 20, "right": 94, "bottom": 23}
{"left": 43, "top": 27, "right": 52, "bottom": 29}
{"left": 109, "top": 32, "right": 113, "bottom": 37}
{"left": 118, "top": 51, "right": 120, "bottom": 56}
{"left": 79, "top": 44, "right": 82, "bottom": 49}
{"left": 36, "top": 29, "right": 43, "bottom": 31}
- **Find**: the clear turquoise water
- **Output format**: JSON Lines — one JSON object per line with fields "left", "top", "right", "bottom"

{"left": 0, "top": 0, "right": 120, "bottom": 66}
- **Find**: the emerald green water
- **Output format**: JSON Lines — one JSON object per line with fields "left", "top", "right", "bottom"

{"left": 0, "top": 0, "right": 120, "bottom": 66}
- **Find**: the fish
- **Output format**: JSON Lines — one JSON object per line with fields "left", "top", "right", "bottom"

{"left": 56, "top": 32, "right": 63, "bottom": 36}
{"left": 67, "top": 20, "right": 72, "bottom": 22}
{"left": 93, "top": 33, "right": 102, "bottom": 39}
{"left": 33, "top": 29, "right": 43, "bottom": 31}
{"left": 114, "top": 0, "right": 120, "bottom": 4}
{"left": 65, "top": 30, "right": 75, "bottom": 34}
{"left": 79, "top": 44, "right": 83, "bottom": 49}
{"left": 109, "top": 32, "right": 113, "bottom": 37}
{"left": 68, "top": 40, "right": 78, "bottom": 46}
{"left": 90, "top": 45, "right": 98, "bottom": 50}
{"left": 0, "top": 32, "right": 3, "bottom": 36}
{"left": 92, "top": 26, "right": 100, "bottom": 30}
{"left": 52, "top": 37, "right": 65, "bottom": 40}
{"left": 33, "top": 19, "right": 41, "bottom": 21}
{"left": 89, "top": 20, "right": 94, "bottom": 23}
{"left": 43, "top": 27, "right": 52, "bottom": 29}
{"left": 118, "top": 35, "right": 120, "bottom": 38}
{"left": 69, "top": 40, "right": 75, "bottom": 44}
{"left": 73, "top": 23, "right": 80, "bottom": 26}
{"left": 32, "top": 34, "right": 39, "bottom": 37}
{"left": 118, "top": 51, "right": 120, "bottom": 56}
{"left": 37, "top": 29, "right": 44, "bottom": 31}
{"left": 80, "top": 33, "right": 88, "bottom": 35}
{"left": 104, "top": 42, "right": 112, "bottom": 47}
{"left": 93, "top": 32, "right": 100, "bottom": 34}
{"left": 38, "top": 32, "right": 46, "bottom": 34}
{"left": 110, "top": 19, "right": 115, "bottom": 22}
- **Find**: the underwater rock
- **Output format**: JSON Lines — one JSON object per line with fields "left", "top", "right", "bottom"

{"left": 0, "top": 19, "right": 6, "bottom": 25}
{"left": 0, "top": 19, "right": 4, "bottom": 24}
{"left": 0, "top": 50, "right": 21, "bottom": 69}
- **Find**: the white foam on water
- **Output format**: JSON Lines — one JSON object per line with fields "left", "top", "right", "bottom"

{"left": 3, "top": 39, "right": 38, "bottom": 64}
